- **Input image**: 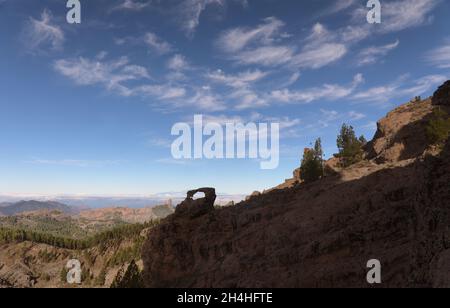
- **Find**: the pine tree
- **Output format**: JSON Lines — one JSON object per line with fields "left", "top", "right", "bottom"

{"left": 336, "top": 124, "right": 365, "bottom": 167}
{"left": 300, "top": 138, "right": 324, "bottom": 183}
{"left": 110, "top": 260, "right": 144, "bottom": 288}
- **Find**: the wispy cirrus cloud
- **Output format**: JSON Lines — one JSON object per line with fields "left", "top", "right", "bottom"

{"left": 206, "top": 69, "right": 268, "bottom": 88}
{"left": 352, "top": 74, "right": 447, "bottom": 104}
{"left": 135, "top": 84, "right": 187, "bottom": 100}
{"left": 322, "top": 0, "right": 357, "bottom": 16}
{"left": 144, "top": 32, "right": 173, "bottom": 55}
{"left": 357, "top": 40, "right": 400, "bottom": 66}
{"left": 380, "top": 0, "right": 441, "bottom": 33}
{"left": 175, "top": 0, "right": 248, "bottom": 37}
{"left": 205, "top": 69, "right": 269, "bottom": 110}
{"left": 316, "top": 109, "right": 366, "bottom": 129}
{"left": 426, "top": 42, "right": 450, "bottom": 68}
{"left": 22, "top": 9, "right": 64, "bottom": 52}
{"left": 216, "top": 17, "right": 286, "bottom": 53}
{"left": 270, "top": 74, "right": 364, "bottom": 104}
{"left": 217, "top": 20, "right": 349, "bottom": 70}
{"left": 53, "top": 56, "right": 150, "bottom": 96}
{"left": 111, "top": 0, "right": 150, "bottom": 11}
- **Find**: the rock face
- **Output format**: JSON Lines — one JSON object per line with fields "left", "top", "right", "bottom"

{"left": 142, "top": 82, "right": 450, "bottom": 288}
{"left": 432, "top": 80, "right": 450, "bottom": 106}
{"left": 366, "top": 98, "right": 435, "bottom": 163}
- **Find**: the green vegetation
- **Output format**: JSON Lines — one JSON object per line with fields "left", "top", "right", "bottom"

{"left": 0, "top": 221, "right": 157, "bottom": 250}
{"left": 426, "top": 108, "right": 450, "bottom": 145}
{"left": 336, "top": 124, "right": 367, "bottom": 167}
{"left": 38, "top": 249, "right": 58, "bottom": 263}
{"left": 107, "top": 237, "right": 145, "bottom": 267}
{"left": 0, "top": 214, "right": 127, "bottom": 239}
{"left": 110, "top": 260, "right": 144, "bottom": 288}
{"left": 300, "top": 138, "right": 324, "bottom": 183}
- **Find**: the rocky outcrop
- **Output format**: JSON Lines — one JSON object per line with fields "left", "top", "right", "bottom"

{"left": 365, "top": 98, "right": 435, "bottom": 163}
{"left": 432, "top": 80, "right": 450, "bottom": 106}
{"left": 142, "top": 81, "right": 450, "bottom": 288}
{"left": 174, "top": 188, "right": 216, "bottom": 219}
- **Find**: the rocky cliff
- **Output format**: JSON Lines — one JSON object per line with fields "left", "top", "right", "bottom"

{"left": 142, "top": 82, "right": 450, "bottom": 288}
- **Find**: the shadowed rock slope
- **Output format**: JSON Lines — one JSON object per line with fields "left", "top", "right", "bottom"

{"left": 142, "top": 84, "right": 450, "bottom": 288}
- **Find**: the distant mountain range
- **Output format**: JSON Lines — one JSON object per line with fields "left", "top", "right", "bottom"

{"left": 0, "top": 192, "right": 246, "bottom": 209}
{"left": 0, "top": 200, "right": 72, "bottom": 216}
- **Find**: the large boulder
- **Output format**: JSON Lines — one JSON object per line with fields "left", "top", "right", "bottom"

{"left": 432, "top": 80, "right": 450, "bottom": 107}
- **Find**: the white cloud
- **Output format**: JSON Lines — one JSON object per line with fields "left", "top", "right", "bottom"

{"left": 323, "top": 0, "right": 357, "bottom": 15}
{"left": 23, "top": 9, "right": 64, "bottom": 52}
{"left": 426, "top": 42, "right": 450, "bottom": 68}
{"left": 315, "top": 109, "right": 365, "bottom": 129}
{"left": 217, "top": 20, "right": 360, "bottom": 70}
{"left": 186, "top": 89, "right": 227, "bottom": 111}
{"left": 216, "top": 17, "right": 298, "bottom": 68}
{"left": 54, "top": 56, "right": 150, "bottom": 96}
{"left": 176, "top": 0, "right": 248, "bottom": 37}
{"left": 144, "top": 32, "right": 173, "bottom": 55}
{"left": 380, "top": 0, "right": 440, "bottom": 33}
{"left": 293, "top": 43, "right": 347, "bottom": 69}
{"left": 352, "top": 74, "right": 447, "bottom": 104}
{"left": 271, "top": 74, "right": 364, "bottom": 104}
{"left": 217, "top": 17, "right": 286, "bottom": 53}
{"left": 167, "top": 54, "right": 190, "bottom": 71}
{"left": 203, "top": 69, "right": 270, "bottom": 110}
{"left": 348, "top": 111, "right": 366, "bottom": 121}
{"left": 112, "top": 0, "right": 150, "bottom": 11}
{"left": 136, "top": 84, "right": 187, "bottom": 100}
{"left": 357, "top": 40, "right": 400, "bottom": 66}
{"left": 232, "top": 46, "right": 295, "bottom": 67}
{"left": 232, "top": 88, "right": 268, "bottom": 110}
{"left": 206, "top": 69, "right": 268, "bottom": 88}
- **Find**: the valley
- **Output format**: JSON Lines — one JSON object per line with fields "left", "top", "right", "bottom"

{"left": 0, "top": 201, "right": 174, "bottom": 288}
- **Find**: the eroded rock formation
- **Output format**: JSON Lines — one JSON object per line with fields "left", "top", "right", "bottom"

{"left": 174, "top": 188, "right": 216, "bottom": 219}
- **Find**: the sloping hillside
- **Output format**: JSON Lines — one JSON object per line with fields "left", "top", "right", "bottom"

{"left": 142, "top": 82, "right": 450, "bottom": 288}
{"left": 0, "top": 223, "right": 153, "bottom": 288}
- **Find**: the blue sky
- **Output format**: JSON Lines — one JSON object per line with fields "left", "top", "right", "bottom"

{"left": 0, "top": 0, "right": 449, "bottom": 196}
